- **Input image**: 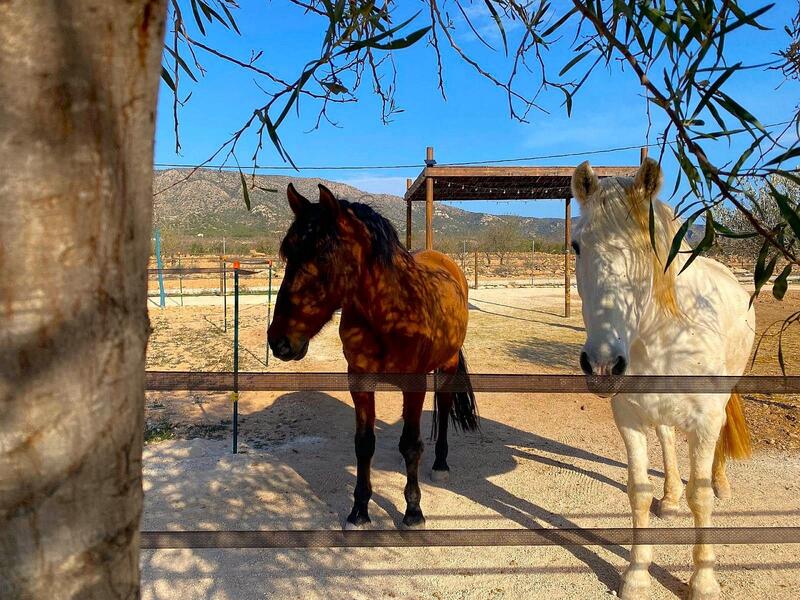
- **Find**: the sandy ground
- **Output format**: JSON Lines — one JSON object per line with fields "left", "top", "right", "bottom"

{"left": 141, "top": 287, "right": 800, "bottom": 600}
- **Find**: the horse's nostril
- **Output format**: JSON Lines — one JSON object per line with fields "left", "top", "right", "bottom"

{"left": 612, "top": 355, "right": 627, "bottom": 376}
{"left": 580, "top": 351, "right": 593, "bottom": 375}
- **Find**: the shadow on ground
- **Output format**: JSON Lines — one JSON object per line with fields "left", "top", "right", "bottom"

{"left": 142, "top": 391, "right": 688, "bottom": 599}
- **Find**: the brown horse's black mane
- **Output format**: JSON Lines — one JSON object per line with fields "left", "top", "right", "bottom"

{"left": 280, "top": 198, "right": 404, "bottom": 267}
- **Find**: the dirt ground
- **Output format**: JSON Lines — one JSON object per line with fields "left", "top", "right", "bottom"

{"left": 142, "top": 287, "right": 800, "bottom": 600}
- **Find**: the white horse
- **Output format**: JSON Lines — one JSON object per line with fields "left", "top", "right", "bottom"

{"left": 571, "top": 158, "right": 754, "bottom": 600}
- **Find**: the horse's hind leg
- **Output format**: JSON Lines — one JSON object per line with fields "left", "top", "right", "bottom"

{"left": 711, "top": 429, "right": 731, "bottom": 500}
{"left": 431, "top": 392, "right": 453, "bottom": 482}
{"left": 345, "top": 391, "right": 375, "bottom": 530}
{"left": 655, "top": 425, "right": 684, "bottom": 518}
{"left": 399, "top": 391, "right": 426, "bottom": 529}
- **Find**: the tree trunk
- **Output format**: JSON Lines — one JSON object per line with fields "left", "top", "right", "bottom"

{"left": 0, "top": 1, "right": 165, "bottom": 598}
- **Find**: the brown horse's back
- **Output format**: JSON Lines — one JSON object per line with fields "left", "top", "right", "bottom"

{"left": 411, "top": 249, "right": 469, "bottom": 370}
{"left": 413, "top": 249, "right": 469, "bottom": 298}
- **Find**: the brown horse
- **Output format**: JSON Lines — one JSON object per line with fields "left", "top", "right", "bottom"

{"left": 267, "top": 183, "right": 478, "bottom": 530}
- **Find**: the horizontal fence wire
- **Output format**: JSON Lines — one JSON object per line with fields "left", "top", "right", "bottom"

{"left": 140, "top": 527, "right": 800, "bottom": 549}
{"left": 147, "top": 268, "right": 258, "bottom": 276}
{"left": 145, "top": 372, "right": 800, "bottom": 394}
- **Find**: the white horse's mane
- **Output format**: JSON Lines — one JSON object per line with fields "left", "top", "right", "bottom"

{"left": 588, "top": 176, "right": 683, "bottom": 316}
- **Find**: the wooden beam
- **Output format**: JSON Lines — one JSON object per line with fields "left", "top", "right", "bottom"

{"left": 422, "top": 165, "right": 638, "bottom": 179}
{"left": 404, "top": 170, "right": 427, "bottom": 202}
{"left": 425, "top": 146, "right": 434, "bottom": 250}
{"left": 640, "top": 146, "right": 648, "bottom": 164}
{"left": 405, "top": 178, "right": 412, "bottom": 250}
{"left": 565, "top": 197, "right": 571, "bottom": 318}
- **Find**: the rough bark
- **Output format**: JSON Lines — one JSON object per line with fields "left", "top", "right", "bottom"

{"left": 0, "top": 1, "right": 166, "bottom": 598}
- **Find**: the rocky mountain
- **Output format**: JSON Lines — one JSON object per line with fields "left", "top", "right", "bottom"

{"left": 153, "top": 168, "right": 696, "bottom": 247}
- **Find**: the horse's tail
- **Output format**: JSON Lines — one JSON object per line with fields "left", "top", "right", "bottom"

{"left": 432, "top": 349, "right": 479, "bottom": 438}
{"left": 717, "top": 391, "right": 752, "bottom": 460}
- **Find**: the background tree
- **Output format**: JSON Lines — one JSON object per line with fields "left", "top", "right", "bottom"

{"left": 713, "top": 175, "right": 800, "bottom": 264}
{"left": 479, "top": 220, "right": 523, "bottom": 265}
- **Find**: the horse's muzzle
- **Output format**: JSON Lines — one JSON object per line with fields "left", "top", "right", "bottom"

{"left": 269, "top": 336, "right": 309, "bottom": 361}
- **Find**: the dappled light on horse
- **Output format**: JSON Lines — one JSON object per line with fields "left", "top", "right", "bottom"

{"left": 571, "top": 158, "right": 755, "bottom": 599}
{"left": 267, "top": 183, "right": 478, "bottom": 530}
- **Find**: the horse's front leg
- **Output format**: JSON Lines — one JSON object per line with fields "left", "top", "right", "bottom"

{"left": 612, "top": 397, "right": 653, "bottom": 600}
{"left": 687, "top": 426, "right": 724, "bottom": 599}
{"left": 345, "top": 391, "right": 375, "bottom": 530}
{"left": 655, "top": 425, "right": 683, "bottom": 518}
{"left": 399, "top": 391, "right": 426, "bottom": 529}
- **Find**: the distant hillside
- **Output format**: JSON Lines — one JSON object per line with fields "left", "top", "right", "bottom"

{"left": 153, "top": 168, "right": 702, "bottom": 248}
{"left": 154, "top": 169, "right": 568, "bottom": 245}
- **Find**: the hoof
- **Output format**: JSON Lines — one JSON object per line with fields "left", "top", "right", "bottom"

{"left": 688, "top": 573, "right": 721, "bottom": 600}
{"left": 712, "top": 480, "right": 731, "bottom": 500}
{"left": 344, "top": 513, "right": 371, "bottom": 530}
{"left": 619, "top": 580, "right": 651, "bottom": 600}
{"left": 688, "top": 583, "right": 721, "bottom": 600}
{"left": 431, "top": 468, "right": 450, "bottom": 483}
{"left": 401, "top": 512, "right": 426, "bottom": 530}
{"left": 620, "top": 568, "right": 651, "bottom": 600}
{"left": 655, "top": 499, "right": 680, "bottom": 519}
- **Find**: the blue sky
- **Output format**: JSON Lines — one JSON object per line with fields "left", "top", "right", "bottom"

{"left": 155, "top": 2, "right": 798, "bottom": 219}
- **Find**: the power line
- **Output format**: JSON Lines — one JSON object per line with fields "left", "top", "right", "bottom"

{"left": 153, "top": 120, "right": 794, "bottom": 173}
{"left": 154, "top": 143, "right": 653, "bottom": 172}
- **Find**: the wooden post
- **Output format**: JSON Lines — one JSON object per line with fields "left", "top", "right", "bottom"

{"left": 425, "top": 146, "right": 434, "bottom": 250}
{"left": 473, "top": 248, "right": 478, "bottom": 290}
{"left": 640, "top": 146, "right": 648, "bottom": 164}
{"left": 564, "top": 197, "right": 571, "bottom": 318}
{"left": 406, "top": 178, "right": 412, "bottom": 250}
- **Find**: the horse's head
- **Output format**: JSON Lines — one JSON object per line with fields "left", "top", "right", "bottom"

{"left": 268, "top": 183, "right": 363, "bottom": 361}
{"left": 571, "top": 158, "right": 679, "bottom": 377}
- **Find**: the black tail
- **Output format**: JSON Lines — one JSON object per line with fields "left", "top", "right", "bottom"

{"left": 432, "top": 349, "right": 479, "bottom": 439}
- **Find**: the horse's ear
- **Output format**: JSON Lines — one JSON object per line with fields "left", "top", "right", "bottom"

{"left": 318, "top": 184, "right": 341, "bottom": 218}
{"left": 287, "top": 183, "right": 310, "bottom": 216}
{"left": 634, "top": 157, "right": 663, "bottom": 199}
{"left": 571, "top": 161, "right": 598, "bottom": 205}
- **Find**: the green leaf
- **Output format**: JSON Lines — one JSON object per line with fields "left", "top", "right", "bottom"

{"left": 769, "top": 181, "right": 800, "bottom": 242}
{"left": 752, "top": 237, "right": 776, "bottom": 304}
{"left": 691, "top": 62, "right": 740, "bottom": 120}
{"left": 239, "top": 168, "right": 251, "bottom": 211}
{"left": 337, "top": 11, "right": 421, "bottom": 55}
{"left": 322, "top": 81, "right": 349, "bottom": 95}
{"left": 764, "top": 146, "right": 800, "bottom": 167}
{"left": 161, "top": 65, "right": 176, "bottom": 91}
{"left": 560, "top": 88, "right": 573, "bottom": 116}
{"left": 712, "top": 219, "right": 759, "bottom": 239}
{"left": 541, "top": 7, "right": 577, "bottom": 38}
{"left": 220, "top": 2, "right": 241, "bottom": 34}
{"left": 648, "top": 198, "right": 657, "bottom": 258}
{"left": 483, "top": 0, "right": 508, "bottom": 55}
{"left": 773, "top": 264, "right": 792, "bottom": 300}
{"left": 679, "top": 211, "right": 715, "bottom": 274}
{"left": 189, "top": 0, "right": 206, "bottom": 35}
{"left": 372, "top": 26, "right": 431, "bottom": 50}
{"left": 665, "top": 207, "right": 703, "bottom": 271}
{"left": 559, "top": 50, "right": 592, "bottom": 77}
{"left": 164, "top": 47, "right": 198, "bottom": 82}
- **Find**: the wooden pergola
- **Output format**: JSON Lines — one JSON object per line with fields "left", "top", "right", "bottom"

{"left": 403, "top": 147, "right": 643, "bottom": 317}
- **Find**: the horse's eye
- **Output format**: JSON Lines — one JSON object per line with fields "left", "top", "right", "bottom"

{"left": 571, "top": 241, "right": 580, "bottom": 255}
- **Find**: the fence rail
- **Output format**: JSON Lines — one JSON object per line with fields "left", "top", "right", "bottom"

{"left": 140, "top": 527, "right": 800, "bottom": 549}
{"left": 145, "top": 372, "right": 800, "bottom": 394}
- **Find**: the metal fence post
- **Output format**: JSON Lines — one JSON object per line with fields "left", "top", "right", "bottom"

{"left": 232, "top": 260, "right": 240, "bottom": 454}
{"left": 265, "top": 260, "right": 273, "bottom": 366}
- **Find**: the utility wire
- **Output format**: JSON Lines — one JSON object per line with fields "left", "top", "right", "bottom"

{"left": 153, "top": 119, "right": 793, "bottom": 173}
